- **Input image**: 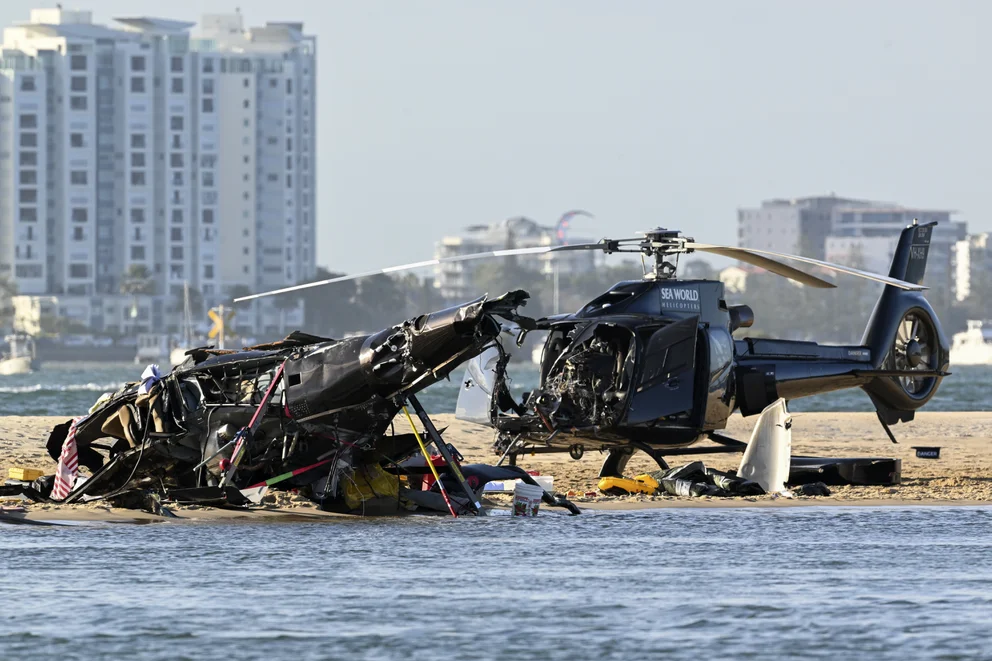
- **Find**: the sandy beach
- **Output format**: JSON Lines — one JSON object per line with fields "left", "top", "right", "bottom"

{"left": 2, "top": 411, "right": 991, "bottom": 522}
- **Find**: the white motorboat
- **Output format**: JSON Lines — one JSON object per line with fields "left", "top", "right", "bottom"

{"left": 949, "top": 320, "right": 992, "bottom": 365}
{"left": 0, "top": 333, "right": 40, "bottom": 375}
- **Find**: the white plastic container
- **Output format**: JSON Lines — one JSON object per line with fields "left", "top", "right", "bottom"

{"left": 512, "top": 482, "right": 544, "bottom": 517}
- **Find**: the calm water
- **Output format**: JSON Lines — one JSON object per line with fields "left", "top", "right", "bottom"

{"left": 2, "top": 507, "right": 991, "bottom": 660}
{"left": 1, "top": 360, "right": 989, "bottom": 417}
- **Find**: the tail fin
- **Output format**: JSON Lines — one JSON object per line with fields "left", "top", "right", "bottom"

{"left": 886, "top": 220, "right": 936, "bottom": 285}
{"left": 861, "top": 220, "right": 949, "bottom": 424}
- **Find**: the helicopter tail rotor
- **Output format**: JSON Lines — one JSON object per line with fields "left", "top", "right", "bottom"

{"left": 860, "top": 222, "right": 949, "bottom": 424}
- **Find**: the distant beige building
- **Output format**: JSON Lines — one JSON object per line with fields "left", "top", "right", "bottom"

{"left": 434, "top": 217, "right": 597, "bottom": 301}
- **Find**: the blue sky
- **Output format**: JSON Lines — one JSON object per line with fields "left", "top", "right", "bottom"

{"left": 4, "top": 1, "right": 988, "bottom": 274}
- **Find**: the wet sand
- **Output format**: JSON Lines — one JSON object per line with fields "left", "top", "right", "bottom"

{"left": 2, "top": 412, "right": 991, "bottom": 522}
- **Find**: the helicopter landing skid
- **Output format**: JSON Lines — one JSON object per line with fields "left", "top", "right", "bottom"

{"left": 503, "top": 433, "right": 748, "bottom": 478}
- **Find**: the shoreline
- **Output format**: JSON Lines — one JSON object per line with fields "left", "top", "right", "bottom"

{"left": 6, "top": 496, "right": 992, "bottom": 527}
{"left": 4, "top": 411, "right": 992, "bottom": 524}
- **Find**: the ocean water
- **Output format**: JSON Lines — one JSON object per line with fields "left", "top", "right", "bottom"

{"left": 2, "top": 506, "right": 991, "bottom": 660}
{"left": 0, "top": 360, "right": 989, "bottom": 418}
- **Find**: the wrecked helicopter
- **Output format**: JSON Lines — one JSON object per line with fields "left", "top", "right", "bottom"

{"left": 33, "top": 219, "right": 948, "bottom": 514}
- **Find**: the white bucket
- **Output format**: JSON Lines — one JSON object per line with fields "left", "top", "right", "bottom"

{"left": 513, "top": 482, "right": 544, "bottom": 517}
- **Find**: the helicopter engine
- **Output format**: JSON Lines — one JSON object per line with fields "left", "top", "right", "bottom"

{"left": 534, "top": 326, "right": 633, "bottom": 428}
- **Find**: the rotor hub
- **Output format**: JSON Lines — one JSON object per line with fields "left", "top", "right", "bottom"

{"left": 905, "top": 339, "right": 923, "bottom": 368}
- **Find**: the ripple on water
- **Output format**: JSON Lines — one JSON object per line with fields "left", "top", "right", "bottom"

{"left": 2, "top": 507, "right": 992, "bottom": 660}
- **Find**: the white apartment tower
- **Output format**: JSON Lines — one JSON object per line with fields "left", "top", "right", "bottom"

{"left": 0, "top": 8, "right": 316, "bottom": 335}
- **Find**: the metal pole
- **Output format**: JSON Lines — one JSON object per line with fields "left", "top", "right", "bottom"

{"left": 553, "top": 259, "right": 560, "bottom": 315}
{"left": 217, "top": 303, "right": 225, "bottom": 350}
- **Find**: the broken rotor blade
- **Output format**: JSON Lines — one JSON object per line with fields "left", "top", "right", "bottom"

{"left": 685, "top": 243, "right": 928, "bottom": 291}
{"left": 233, "top": 240, "right": 639, "bottom": 302}
{"left": 684, "top": 243, "right": 836, "bottom": 289}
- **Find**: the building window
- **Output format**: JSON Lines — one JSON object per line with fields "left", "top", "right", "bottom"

{"left": 243, "top": 77, "right": 250, "bottom": 88}
{"left": 170, "top": 227, "right": 183, "bottom": 241}
{"left": 130, "top": 171, "right": 145, "bottom": 186}
{"left": 202, "top": 98, "right": 214, "bottom": 113}
{"left": 72, "top": 208, "right": 87, "bottom": 223}
{"left": 19, "top": 113, "right": 37, "bottom": 129}
{"left": 170, "top": 153, "right": 184, "bottom": 168}
{"left": 202, "top": 78, "right": 214, "bottom": 95}
{"left": 70, "top": 96, "right": 87, "bottom": 110}
{"left": 267, "top": 137, "right": 277, "bottom": 145}
{"left": 70, "top": 76, "right": 87, "bottom": 92}
{"left": 20, "top": 170, "right": 37, "bottom": 185}
{"left": 20, "top": 77, "right": 35, "bottom": 91}
{"left": 204, "top": 264, "right": 214, "bottom": 279}
{"left": 131, "top": 152, "right": 145, "bottom": 167}
{"left": 171, "top": 135, "right": 181, "bottom": 149}
{"left": 202, "top": 209, "right": 214, "bottom": 224}
{"left": 171, "top": 210, "right": 183, "bottom": 224}
{"left": 170, "top": 56, "right": 183, "bottom": 73}
{"left": 171, "top": 246, "right": 184, "bottom": 260}
{"left": 20, "top": 151, "right": 37, "bottom": 166}
{"left": 202, "top": 58, "right": 213, "bottom": 73}
{"left": 243, "top": 99, "right": 250, "bottom": 109}
{"left": 70, "top": 133, "right": 84, "bottom": 148}
{"left": 70, "top": 171, "right": 88, "bottom": 185}
{"left": 70, "top": 54, "right": 87, "bottom": 71}
{"left": 131, "top": 77, "right": 145, "bottom": 93}
{"left": 69, "top": 263, "right": 89, "bottom": 278}
{"left": 170, "top": 77, "right": 183, "bottom": 94}
{"left": 131, "top": 56, "right": 146, "bottom": 72}
{"left": 286, "top": 175, "right": 292, "bottom": 188}
{"left": 171, "top": 171, "right": 183, "bottom": 186}
{"left": 202, "top": 171, "right": 214, "bottom": 187}
{"left": 286, "top": 79, "right": 292, "bottom": 94}
{"left": 130, "top": 245, "right": 146, "bottom": 260}
{"left": 20, "top": 133, "right": 37, "bottom": 147}
{"left": 20, "top": 207, "right": 37, "bottom": 222}
{"left": 130, "top": 208, "right": 145, "bottom": 224}
{"left": 170, "top": 116, "right": 183, "bottom": 131}
{"left": 131, "top": 134, "right": 145, "bottom": 149}
{"left": 73, "top": 226, "right": 85, "bottom": 241}
{"left": 19, "top": 189, "right": 36, "bottom": 204}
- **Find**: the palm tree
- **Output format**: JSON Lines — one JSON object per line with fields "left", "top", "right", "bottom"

{"left": 119, "top": 264, "right": 155, "bottom": 296}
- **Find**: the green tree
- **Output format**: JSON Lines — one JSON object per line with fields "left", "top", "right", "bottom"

{"left": 295, "top": 268, "right": 359, "bottom": 337}
{"left": 0, "top": 275, "right": 17, "bottom": 331}
{"left": 119, "top": 264, "right": 155, "bottom": 296}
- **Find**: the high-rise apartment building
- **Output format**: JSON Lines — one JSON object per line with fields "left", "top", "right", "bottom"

{"left": 0, "top": 8, "right": 316, "bottom": 335}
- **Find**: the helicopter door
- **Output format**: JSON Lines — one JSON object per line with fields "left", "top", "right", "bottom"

{"left": 624, "top": 316, "right": 699, "bottom": 426}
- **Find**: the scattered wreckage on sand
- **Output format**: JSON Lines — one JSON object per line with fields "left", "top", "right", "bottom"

{"left": 7, "top": 291, "right": 579, "bottom": 517}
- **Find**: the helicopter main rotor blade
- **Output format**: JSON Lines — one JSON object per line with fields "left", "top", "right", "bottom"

{"left": 682, "top": 243, "right": 836, "bottom": 289}
{"left": 232, "top": 242, "right": 631, "bottom": 302}
{"left": 685, "top": 243, "right": 927, "bottom": 291}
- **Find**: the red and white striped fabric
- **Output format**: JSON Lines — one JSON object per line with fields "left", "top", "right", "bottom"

{"left": 50, "top": 418, "right": 81, "bottom": 501}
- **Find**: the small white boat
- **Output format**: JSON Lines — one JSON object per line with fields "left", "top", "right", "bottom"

{"left": 949, "top": 320, "right": 992, "bottom": 365}
{"left": 135, "top": 333, "right": 170, "bottom": 365}
{"left": 0, "top": 333, "right": 40, "bottom": 375}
